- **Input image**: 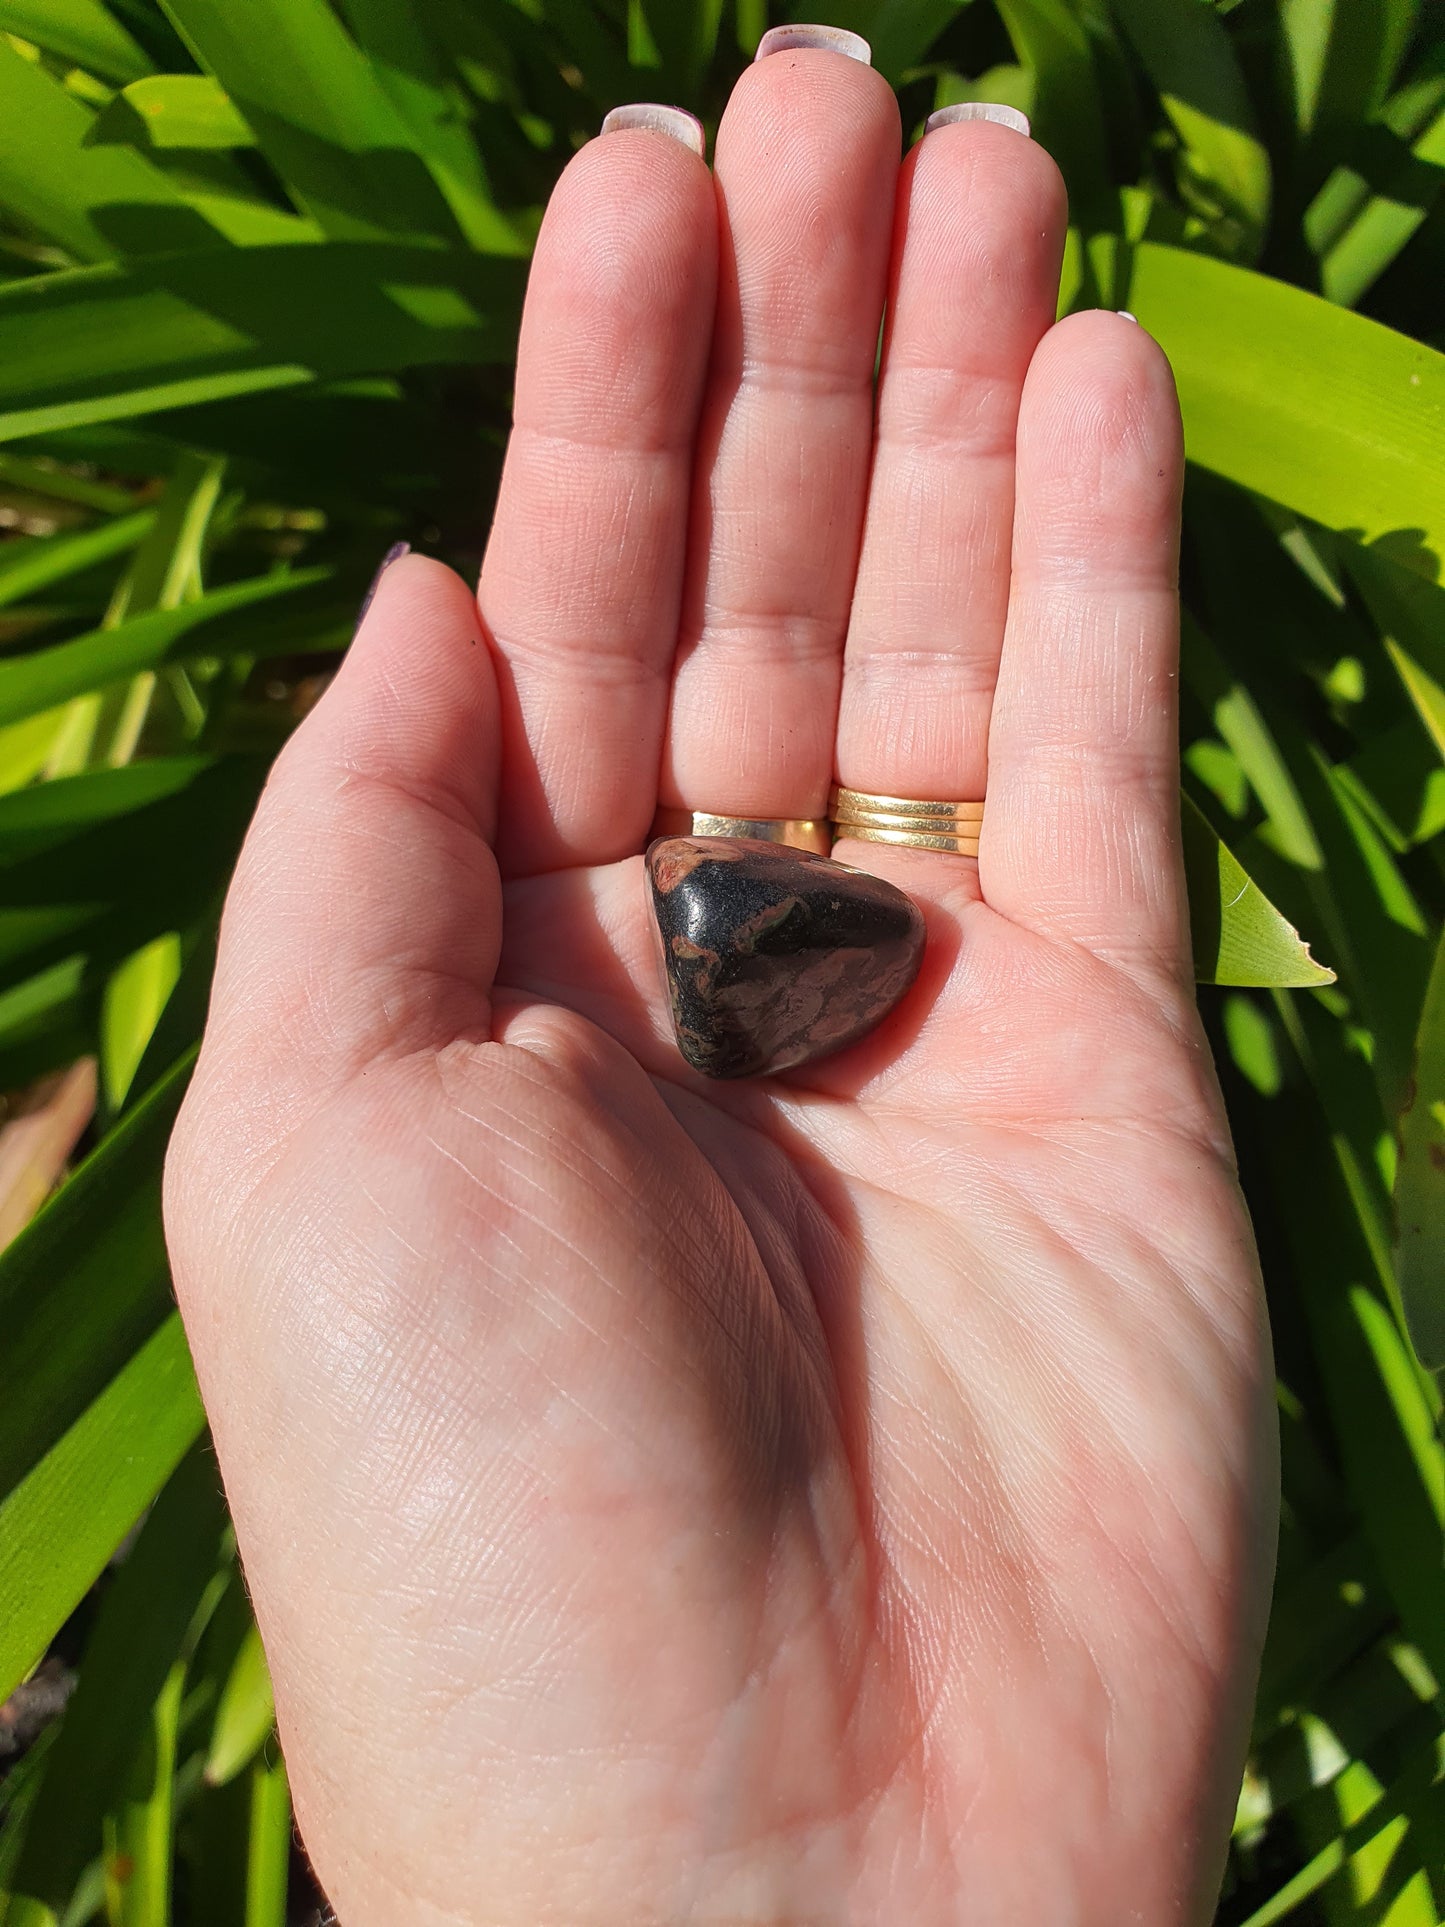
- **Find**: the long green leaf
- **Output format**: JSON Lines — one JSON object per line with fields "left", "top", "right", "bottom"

{"left": 1395, "top": 927, "right": 1445, "bottom": 1370}
{"left": 0, "top": 1051, "right": 192, "bottom": 1516}
{"left": 204, "top": 1624, "right": 274, "bottom": 1791}
{"left": 160, "top": 0, "right": 466, "bottom": 241}
{"left": 0, "top": 35, "right": 218, "bottom": 263}
{"left": 996, "top": 0, "right": 1111, "bottom": 211}
{"left": 102, "top": 1660, "right": 183, "bottom": 1927}
{"left": 1109, "top": 0, "right": 1270, "bottom": 252}
{"left": 0, "top": 510, "right": 153, "bottom": 613}
{"left": 0, "top": 569, "right": 345, "bottom": 726}
{"left": 0, "top": 0, "right": 154, "bottom": 84}
{"left": 0, "top": 243, "right": 527, "bottom": 443}
{"left": 0, "top": 756, "right": 264, "bottom": 994}
{"left": 1322, "top": 98, "right": 1445, "bottom": 306}
{"left": 85, "top": 74, "right": 253, "bottom": 151}
{"left": 338, "top": 0, "right": 525, "bottom": 251}
{"left": 242, "top": 1757, "right": 289, "bottom": 1927}
{"left": 1, "top": 1446, "right": 228, "bottom": 1926}
{"left": 1107, "top": 243, "right": 1445, "bottom": 578}
{"left": 0, "top": 1313, "right": 204, "bottom": 1708}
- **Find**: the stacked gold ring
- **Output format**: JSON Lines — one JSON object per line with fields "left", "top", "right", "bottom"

{"left": 830, "top": 786, "right": 984, "bottom": 856}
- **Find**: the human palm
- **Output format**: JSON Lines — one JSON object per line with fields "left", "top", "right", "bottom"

{"left": 166, "top": 40, "right": 1277, "bottom": 1926}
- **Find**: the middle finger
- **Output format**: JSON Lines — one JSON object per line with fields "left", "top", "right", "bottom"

{"left": 660, "top": 31, "right": 900, "bottom": 822}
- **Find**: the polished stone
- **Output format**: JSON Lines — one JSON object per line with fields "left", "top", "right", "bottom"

{"left": 645, "top": 836, "right": 926, "bottom": 1079}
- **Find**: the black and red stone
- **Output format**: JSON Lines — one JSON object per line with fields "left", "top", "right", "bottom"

{"left": 645, "top": 837, "right": 927, "bottom": 1079}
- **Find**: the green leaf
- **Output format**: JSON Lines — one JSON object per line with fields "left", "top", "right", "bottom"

{"left": 0, "top": 243, "right": 527, "bottom": 443}
{"left": 996, "top": 0, "right": 1111, "bottom": 213}
{"left": 1109, "top": 243, "right": 1445, "bottom": 578}
{"left": 101, "top": 933, "right": 182, "bottom": 1112}
{"left": 0, "top": 755, "right": 264, "bottom": 994}
{"left": 84, "top": 74, "right": 253, "bottom": 151}
{"left": 0, "top": 509, "right": 153, "bottom": 612}
{"left": 0, "top": 34, "right": 227, "bottom": 263}
{"left": 1183, "top": 793, "right": 1336, "bottom": 987}
{"left": 796, "top": 0, "right": 967, "bottom": 83}
{"left": 1345, "top": 540, "right": 1445, "bottom": 763}
{"left": 241, "top": 1757, "right": 290, "bottom": 1927}
{"left": 102, "top": 1658, "right": 183, "bottom": 1927}
{"left": 0, "top": 955, "right": 93, "bottom": 1093}
{"left": 0, "top": 1312, "right": 204, "bottom": 1708}
{"left": 1280, "top": 0, "right": 1420, "bottom": 144}
{"left": 1321, "top": 97, "right": 1445, "bottom": 306}
{"left": 204, "top": 1624, "right": 274, "bottom": 1790}
{"left": 1108, "top": 0, "right": 1270, "bottom": 251}
{"left": 0, "top": 1050, "right": 193, "bottom": 1528}
{"left": 1395, "top": 927, "right": 1445, "bottom": 1370}
{"left": 336, "top": 0, "right": 526, "bottom": 252}
{"left": 160, "top": 0, "right": 468, "bottom": 242}
{"left": 1, "top": 1446, "right": 228, "bottom": 1925}
{"left": 0, "top": 0, "right": 154, "bottom": 85}
{"left": 0, "top": 570, "right": 345, "bottom": 726}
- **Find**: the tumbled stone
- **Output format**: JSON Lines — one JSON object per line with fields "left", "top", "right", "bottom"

{"left": 645, "top": 836, "right": 926, "bottom": 1079}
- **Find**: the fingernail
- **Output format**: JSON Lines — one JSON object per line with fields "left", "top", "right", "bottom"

{"left": 600, "top": 104, "right": 706, "bottom": 155}
{"left": 755, "top": 24, "right": 872, "bottom": 63}
{"left": 1117, "top": 310, "right": 1138, "bottom": 322}
{"left": 357, "top": 541, "right": 410, "bottom": 626}
{"left": 925, "top": 101, "right": 1031, "bottom": 138}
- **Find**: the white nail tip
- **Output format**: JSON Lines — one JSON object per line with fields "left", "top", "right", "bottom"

{"left": 754, "top": 25, "right": 872, "bottom": 63}
{"left": 1116, "top": 310, "right": 1139, "bottom": 322}
{"left": 924, "top": 102, "right": 1032, "bottom": 138}
{"left": 600, "top": 104, "right": 706, "bottom": 155}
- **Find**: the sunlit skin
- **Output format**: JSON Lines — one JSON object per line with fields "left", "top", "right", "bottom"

{"left": 165, "top": 45, "right": 1278, "bottom": 1927}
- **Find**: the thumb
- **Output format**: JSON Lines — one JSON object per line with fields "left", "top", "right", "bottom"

{"left": 196, "top": 551, "right": 502, "bottom": 1106}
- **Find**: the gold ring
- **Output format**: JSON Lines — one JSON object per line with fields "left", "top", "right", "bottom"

{"left": 828, "top": 785, "right": 984, "bottom": 857}
{"left": 650, "top": 808, "right": 831, "bottom": 856}
{"left": 831, "top": 787, "right": 984, "bottom": 821}
{"left": 835, "top": 824, "right": 980, "bottom": 854}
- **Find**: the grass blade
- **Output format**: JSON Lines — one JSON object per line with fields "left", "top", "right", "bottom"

{"left": 1, "top": 1446, "right": 228, "bottom": 1925}
{"left": 0, "top": 0, "right": 154, "bottom": 85}
{"left": 0, "top": 244, "right": 527, "bottom": 444}
{"left": 0, "top": 1313, "right": 204, "bottom": 1708}
{"left": 1394, "top": 927, "right": 1445, "bottom": 1369}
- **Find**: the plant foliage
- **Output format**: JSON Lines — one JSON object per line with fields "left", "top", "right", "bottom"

{"left": 0, "top": 1, "right": 1441, "bottom": 1920}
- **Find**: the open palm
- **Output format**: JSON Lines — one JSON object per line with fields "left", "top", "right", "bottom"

{"left": 166, "top": 41, "right": 1277, "bottom": 1927}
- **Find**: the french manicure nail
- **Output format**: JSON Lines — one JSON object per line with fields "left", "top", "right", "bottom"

{"left": 1117, "top": 310, "right": 1139, "bottom": 322}
{"left": 925, "top": 101, "right": 1031, "bottom": 138}
{"left": 357, "top": 541, "right": 410, "bottom": 627}
{"left": 755, "top": 24, "right": 872, "bottom": 63}
{"left": 600, "top": 104, "right": 706, "bottom": 155}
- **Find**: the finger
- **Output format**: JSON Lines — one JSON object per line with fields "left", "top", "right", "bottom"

{"left": 200, "top": 554, "right": 502, "bottom": 1101}
{"left": 835, "top": 114, "right": 1065, "bottom": 821}
{"left": 478, "top": 112, "right": 716, "bottom": 875}
{"left": 982, "top": 312, "right": 1189, "bottom": 986}
{"left": 660, "top": 35, "right": 900, "bottom": 819}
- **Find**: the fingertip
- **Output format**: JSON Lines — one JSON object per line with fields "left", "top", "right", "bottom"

{"left": 300, "top": 550, "right": 502, "bottom": 845}
{"left": 723, "top": 30, "right": 900, "bottom": 169}
{"left": 1028, "top": 308, "right": 1181, "bottom": 428}
{"left": 1016, "top": 311, "right": 1184, "bottom": 563}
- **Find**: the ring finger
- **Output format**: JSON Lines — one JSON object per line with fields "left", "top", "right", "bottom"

{"left": 833, "top": 110, "right": 1066, "bottom": 874}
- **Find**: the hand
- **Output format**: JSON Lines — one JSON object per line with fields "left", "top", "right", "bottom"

{"left": 166, "top": 41, "right": 1277, "bottom": 1926}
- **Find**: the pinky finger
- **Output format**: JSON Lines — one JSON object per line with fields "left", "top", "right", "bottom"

{"left": 981, "top": 311, "right": 1190, "bottom": 990}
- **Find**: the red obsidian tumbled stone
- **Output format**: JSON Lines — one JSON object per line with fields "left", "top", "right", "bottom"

{"left": 645, "top": 836, "right": 926, "bottom": 1079}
